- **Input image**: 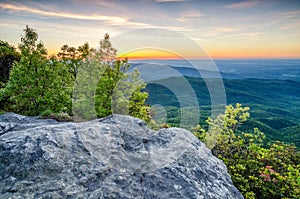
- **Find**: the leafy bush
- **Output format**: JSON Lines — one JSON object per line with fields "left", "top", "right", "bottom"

{"left": 193, "top": 104, "right": 300, "bottom": 199}
{"left": 40, "top": 109, "right": 53, "bottom": 117}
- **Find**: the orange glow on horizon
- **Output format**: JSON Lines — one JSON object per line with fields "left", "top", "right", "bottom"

{"left": 205, "top": 44, "right": 300, "bottom": 59}
{"left": 117, "top": 48, "right": 300, "bottom": 60}
{"left": 48, "top": 47, "right": 300, "bottom": 60}
{"left": 208, "top": 52, "right": 300, "bottom": 59}
{"left": 117, "top": 49, "right": 184, "bottom": 60}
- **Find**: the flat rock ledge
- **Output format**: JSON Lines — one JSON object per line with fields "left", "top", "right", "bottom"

{"left": 0, "top": 112, "right": 243, "bottom": 199}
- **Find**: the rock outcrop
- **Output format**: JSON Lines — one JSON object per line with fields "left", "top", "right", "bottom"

{"left": 0, "top": 113, "right": 243, "bottom": 199}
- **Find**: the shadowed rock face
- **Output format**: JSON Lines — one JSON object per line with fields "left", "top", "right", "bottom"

{"left": 0, "top": 113, "right": 243, "bottom": 199}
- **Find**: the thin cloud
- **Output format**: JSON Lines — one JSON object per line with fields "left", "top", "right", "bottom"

{"left": 177, "top": 10, "right": 205, "bottom": 22}
{"left": 0, "top": 2, "right": 173, "bottom": 30}
{"left": 279, "top": 19, "right": 300, "bottom": 30}
{"left": 271, "top": 10, "right": 300, "bottom": 30}
{"left": 216, "top": 27, "right": 240, "bottom": 32}
{"left": 217, "top": 32, "right": 263, "bottom": 40}
{"left": 225, "top": 1, "right": 259, "bottom": 9}
{"left": 190, "top": 37, "right": 205, "bottom": 42}
{"left": 253, "top": 15, "right": 293, "bottom": 31}
{"left": 15, "top": 1, "right": 191, "bottom": 32}
{"left": 156, "top": 0, "right": 186, "bottom": 2}
{"left": 69, "top": 0, "right": 123, "bottom": 10}
{"left": 277, "top": 10, "right": 300, "bottom": 17}
{"left": 0, "top": 2, "right": 126, "bottom": 23}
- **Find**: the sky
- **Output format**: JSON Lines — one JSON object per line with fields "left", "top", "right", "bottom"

{"left": 0, "top": 0, "right": 300, "bottom": 59}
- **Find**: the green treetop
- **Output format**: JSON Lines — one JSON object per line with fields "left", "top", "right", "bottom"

{"left": 73, "top": 33, "right": 151, "bottom": 122}
{"left": 1, "top": 26, "right": 72, "bottom": 115}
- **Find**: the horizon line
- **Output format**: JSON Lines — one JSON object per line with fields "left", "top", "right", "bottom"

{"left": 120, "top": 57, "right": 300, "bottom": 61}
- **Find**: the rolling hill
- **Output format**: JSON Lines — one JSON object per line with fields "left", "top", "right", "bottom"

{"left": 145, "top": 77, "right": 300, "bottom": 147}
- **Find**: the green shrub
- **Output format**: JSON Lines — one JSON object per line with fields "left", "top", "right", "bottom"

{"left": 40, "top": 109, "right": 53, "bottom": 117}
{"left": 194, "top": 104, "right": 300, "bottom": 199}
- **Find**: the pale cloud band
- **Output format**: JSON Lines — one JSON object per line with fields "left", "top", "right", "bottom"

{"left": 225, "top": 0, "right": 260, "bottom": 9}
{"left": 0, "top": 2, "right": 167, "bottom": 30}
{"left": 0, "top": 3, "right": 126, "bottom": 22}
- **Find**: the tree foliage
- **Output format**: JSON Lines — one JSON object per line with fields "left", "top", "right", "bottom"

{"left": 1, "top": 26, "right": 72, "bottom": 115}
{"left": 73, "top": 33, "right": 150, "bottom": 122}
{"left": 193, "top": 103, "right": 300, "bottom": 199}
{"left": 1, "top": 27, "right": 150, "bottom": 122}
{"left": 0, "top": 40, "right": 20, "bottom": 86}
{"left": 0, "top": 40, "right": 21, "bottom": 111}
{"left": 57, "top": 42, "right": 93, "bottom": 80}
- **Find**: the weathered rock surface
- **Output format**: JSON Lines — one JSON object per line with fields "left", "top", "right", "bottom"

{"left": 0, "top": 112, "right": 243, "bottom": 199}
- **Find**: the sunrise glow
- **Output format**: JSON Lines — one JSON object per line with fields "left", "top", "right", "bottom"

{"left": 1, "top": 0, "right": 300, "bottom": 59}
{"left": 118, "top": 49, "right": 189, "bottom": 60}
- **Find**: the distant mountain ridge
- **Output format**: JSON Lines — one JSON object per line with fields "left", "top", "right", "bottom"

{"left": 129, "top": 59, "right": 300, "bottom": 82}
{"left": 129, "top": 63, "right": 238, "bottom": 80}
{"left": 145, "top": 76, "right": 300, "bottom": 147}
{"left": 128, "top": 59, "right": 300, "bottom": 147}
